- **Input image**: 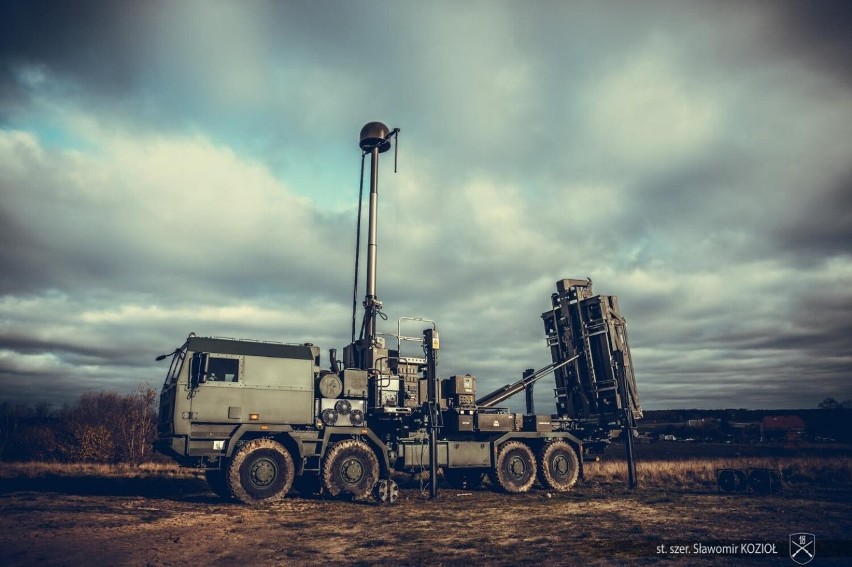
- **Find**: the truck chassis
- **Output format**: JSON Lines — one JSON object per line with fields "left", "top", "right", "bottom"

{"left": 155, "top": 122, "right": 641, "bottom": 503}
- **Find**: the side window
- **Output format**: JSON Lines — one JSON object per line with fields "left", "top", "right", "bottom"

{"left": 207, "top": 357, "right": 240, "bottom": 383}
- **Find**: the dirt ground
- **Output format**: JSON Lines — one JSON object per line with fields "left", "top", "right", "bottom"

{"left": 0, "top": 462, "right": 850, "bottom": 567}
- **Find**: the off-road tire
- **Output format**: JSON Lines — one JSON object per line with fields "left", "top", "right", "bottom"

{"left": 205, "top": 468, "right": 231, "bottom": 499}
{"left": 748, "top": 468, "right": 782, "bottom": 495}
{"left": 444, "top": 468, "right": 485, "bottom": 489}
{"left": 488, "top": 441, "right": 537, "bottom": 493}
{"left": 321, "top": 439, "right": 380, "bottom": 500}
{"left": 537, "top": 439, "right": 579, "bottom": 492}
{"left": 227, "top": 438, "right": 295, "bottom": 504}
{"left": 717, "top": 469, "right": 747, "bottom": 493}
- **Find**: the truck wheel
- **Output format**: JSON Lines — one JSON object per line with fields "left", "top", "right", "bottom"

{"left": 205, "top": 468, "right": 231, "bottom": 499}
{"left": 444, "top": 468, "right": 485, "bottom": 489}
{"left": 488, "top": 441, "right": 537, "bottom": 493}
{"left": 717, "top": 469, "right": 747, "bottom": 493}
{"left": 537, "top": 440, "right": 579, "bottom": 491}
{"left": 227, "top": 438, "right": 295, "bottom": 504}
{"left": 373, "top": 479, "right": 400, "bottom": 504}
{"left": 321, "top": 439, "right": 379, "bottom": 500}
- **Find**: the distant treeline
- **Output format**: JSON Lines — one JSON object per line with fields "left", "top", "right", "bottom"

{"left": 641, "top": 400, "right": 852, "bottom": 443}
{"left": 0, "top": 387, "right": 159, "bottom": 464}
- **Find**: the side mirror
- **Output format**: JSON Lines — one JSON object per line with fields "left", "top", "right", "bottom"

{"left": 155, "top": 348, "right": 178, "bottom": 362}
{"left": 190, "top": 352, "right": 209, "bottom": 386}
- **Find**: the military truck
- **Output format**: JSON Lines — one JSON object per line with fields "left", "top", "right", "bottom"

{"left": 155, "top": 123, "right": 642, "bottom": 503}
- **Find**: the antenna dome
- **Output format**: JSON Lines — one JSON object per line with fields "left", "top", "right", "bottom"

{"left": 359, "top": 121, "right": 391, "bottom": 153}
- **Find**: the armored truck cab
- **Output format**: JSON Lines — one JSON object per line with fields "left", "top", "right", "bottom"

{"left": 157, "top": 335, "right": 319, "bottom": 466}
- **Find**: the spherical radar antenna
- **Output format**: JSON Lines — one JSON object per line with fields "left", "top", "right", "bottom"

{"left": 359, "top": 121, "right": 391, "bottom": 153}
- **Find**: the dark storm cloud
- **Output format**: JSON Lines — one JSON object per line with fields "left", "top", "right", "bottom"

{"left": 0, "top": 1, "right": 150, "bottom": 119}
{"left": 767, "top": 1, "right": 852, "bottom": 86}
{"left": 773, "top": 169, "right": 852, "bottom": 259}
{"left": 0, "top": 206, "right": 54, "bottom": 293}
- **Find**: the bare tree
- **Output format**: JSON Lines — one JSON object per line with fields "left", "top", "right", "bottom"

{"left": 117, "top": 386, "right": 158, "bottom": 465}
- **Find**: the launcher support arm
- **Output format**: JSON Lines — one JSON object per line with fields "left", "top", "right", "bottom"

{"left": 476, "top": 354, "right": 581, "bottom": 409}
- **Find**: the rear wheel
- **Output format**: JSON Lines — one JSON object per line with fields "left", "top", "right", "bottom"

{"left": 321, "top": 439, "right": 380, "bottom": 500}
{"left": 488, "top": 441, "right": 537, "bottom": 493}
{"left": 537, "top": 440, "right": 579, "bottom": 492}
{"left": 227, "top": 438, "right": 295, "bottom": 504}
{"left": 717, "top": 469, "right": 747, "bottom": 493}
{"left": 748, "top": 468, "right": 782, "bottom": 495}
{"left": 205, "top": 468, "right": 231, "bottom": 499}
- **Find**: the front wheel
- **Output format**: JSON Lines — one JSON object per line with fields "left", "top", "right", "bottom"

{"left": 488, "top": 441, "right": 537, "bottom": 493}
{"left": 227, "top": 438, "right": 295, "bottom": 504}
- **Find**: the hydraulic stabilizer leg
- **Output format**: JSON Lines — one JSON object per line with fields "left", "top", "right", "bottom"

{"left": 624, "top": 413, "right": 637, "bottom": 489}
{"left": 618, "top": 370, "right": 638, "bottom": 489}
{"left": 424, "top": 328, "right": 440, "bottom": 498}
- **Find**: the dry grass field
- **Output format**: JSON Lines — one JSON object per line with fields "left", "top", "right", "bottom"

{"left": 0, "top": 447, "right": 850, "bottom": 566}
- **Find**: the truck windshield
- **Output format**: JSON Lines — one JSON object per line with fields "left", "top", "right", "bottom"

{"left": 165, "top": 344, "right": 187, "bottom": 385}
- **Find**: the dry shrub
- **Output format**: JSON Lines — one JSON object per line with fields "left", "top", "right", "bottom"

{"left": 585, "top": 456, "right": 852, "bottom": 489}
{"left": 0, "top": 460, "right": 194, "bottom": 479}
{"left": 67, "top": 424, "right": 116, "bottom": 463}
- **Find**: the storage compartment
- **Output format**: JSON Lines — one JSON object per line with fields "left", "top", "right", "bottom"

{"left": 400, "top": 441, "right": 449, "bottom": 467}
{"left": 446, "top": 441, "right": 490, "bottom": 467}
{"left": 523, "top": 414, "right": 553, "bottom": 432}
{"left": 475, "top": 412, "right": 515, "bottom": 432}
{"left": 444, "top": 410, "right": 475, "bottom": 432}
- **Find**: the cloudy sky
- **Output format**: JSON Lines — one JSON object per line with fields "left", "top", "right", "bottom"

{"left": 1, "top": 1, "right": 850, "bottom": 411}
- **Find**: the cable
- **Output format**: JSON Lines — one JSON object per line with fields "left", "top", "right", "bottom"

{"left": 394, "top": 129, "right": 399, "bottom": 173}
{"left": 351, "top": 151, "right": 367, "bottom": 345}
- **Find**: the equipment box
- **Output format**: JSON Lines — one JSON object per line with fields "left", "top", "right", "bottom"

{"left": 446, "top": 441, "right": 490, "bottom": 467}
{"left": 445, "top": 374, "right": 476, "bottom": 396}
{"left": 450, "top": 394, "right": 475, "bottom": 408}
{"left": 444, "top": 410, "right": 475, "bottom": 432}
{"left": 400, "top": 441, "right": 449, "bottom": 468}
{"left": 403, "top": 375, "right": 419, "bottom": 407}
{"left": 523, "top": 414, "right": 553, "bottom": 432}
{"left": 475, "top": 412, "right": 515, "bottom": 432}
{"left": 343, "top": 369, "right": 368, "bottom": 398}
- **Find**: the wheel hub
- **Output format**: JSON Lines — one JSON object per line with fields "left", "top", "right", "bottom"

{"left": 250, "top": 458, "right": 277, "bottom": 487}
{"left": 341, "top": 457, "right": 364, "bottom": 484}
{"left": 553, "top": 455, "right": 569, "bottom": 476}
{"left": 508, "top": 456, "right": 527, "bottom": 479}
